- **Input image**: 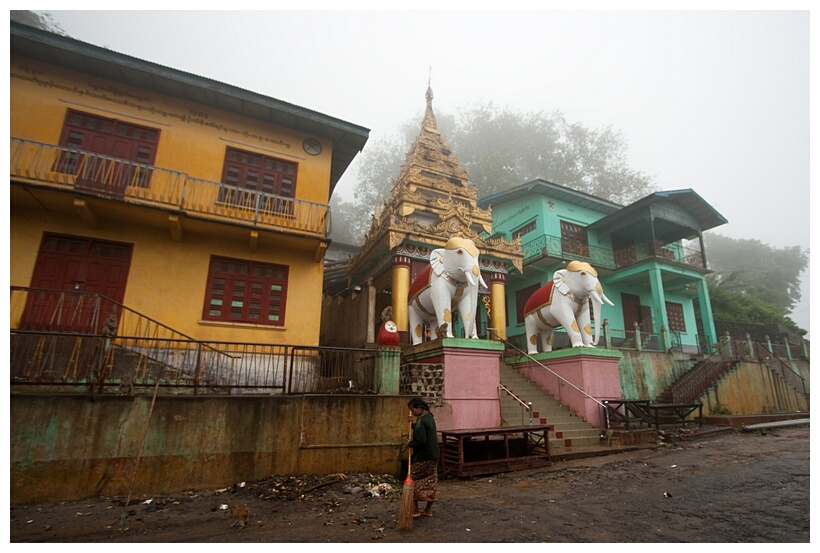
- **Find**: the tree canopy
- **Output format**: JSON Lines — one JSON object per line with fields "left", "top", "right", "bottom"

{"left": 11, "top": 11, "right": 66, "bottom": 34}
{"left": 331, "top": 103, "right": 656, "bottom": 245}
{"left": 705, "top": 233, "right": 808, "bottom": 334}
{"left": 446, "top": 104, "right": 655, "bottom": 202}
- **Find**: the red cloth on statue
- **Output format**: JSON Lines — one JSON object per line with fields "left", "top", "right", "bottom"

{"left": 408, "top": 264, "right": 433, "bottom": 301}
{"left": 523, "top": 280, "right": 555, "bottom": 316}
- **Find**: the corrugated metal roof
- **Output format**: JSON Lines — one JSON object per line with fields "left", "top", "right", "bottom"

{"left": 477, "top": 178, "right": 622, "bottom": 214}
{"left": 588, "top": 189, "right": 728, "bottom": 242}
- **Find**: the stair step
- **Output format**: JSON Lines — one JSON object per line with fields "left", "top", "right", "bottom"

{"left": 550, "top": 429, "right": 601, "bottom": 439}
{"left": 500, "top": 408, "right": 577, "bottom": 417}
{"left": 549, "top": 435, "right": 602, "bottom": 450}
{"left": 499, "top": 361, "right": 601, "bottom": 449}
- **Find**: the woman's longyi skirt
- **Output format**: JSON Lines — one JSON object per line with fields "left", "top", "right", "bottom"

{"left": 411, "top": 459, "right": 438, "bottom": 502}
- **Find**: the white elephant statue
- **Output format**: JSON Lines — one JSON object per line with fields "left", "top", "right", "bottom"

{"left": 523, "top": 261, "right": 614, "bottom": 354}
{"left": 408, "top": 237, "right": 487, "bottom": 345}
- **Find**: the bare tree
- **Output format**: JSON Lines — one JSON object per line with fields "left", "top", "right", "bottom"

{"left": 11, "top": 10, "right": 67, "bottom": 35}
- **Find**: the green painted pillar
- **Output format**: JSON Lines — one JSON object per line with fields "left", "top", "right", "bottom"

{"left": 648, "top": 267, "right": 668, "bottom": 333}
{"left": 695, "top": 279, "right": 718, "bottom": 350}
{"left": 375, "top": 347, "right": 401, "bottom": 394}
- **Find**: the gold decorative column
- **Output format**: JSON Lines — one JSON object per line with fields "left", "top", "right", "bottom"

{"left": 488, "top": 272, "right": 507, "bottom": 340}
{"left": 391, "top": 255, "right": 412, "bottom": 336}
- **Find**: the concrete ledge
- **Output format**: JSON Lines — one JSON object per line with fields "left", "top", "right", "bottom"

{"left": 703, "top": 412, "right": 810, "bottom": 428}
{"left": 507, "top": 348, "right": 623, "bottom": 363}
{"left": 403, "top": 338, "right": 504, "bottom": 361}
{"left": 601, "top": 428, "right": 658, "bottom": 447}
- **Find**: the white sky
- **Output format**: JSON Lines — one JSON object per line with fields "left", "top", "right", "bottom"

{"left": 38, "top": 5, "right": 813, "bottom": 337}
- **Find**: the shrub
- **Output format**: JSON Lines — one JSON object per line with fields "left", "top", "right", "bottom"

{"left": 710, "top": 403, "right": 732, "bottom": 415}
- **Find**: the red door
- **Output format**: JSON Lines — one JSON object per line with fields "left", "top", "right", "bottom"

{"left": 22, "top": 234, "right": 133, "bottom": 333}
{"left": 621, "top": 293, "right": 654, "bottom": 334}
{"left": 56, "top": 110, "right": 159, "bottom": 196}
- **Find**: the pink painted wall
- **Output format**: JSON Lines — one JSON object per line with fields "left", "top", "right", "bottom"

{"left": 404, "top": 339, "right": 503, "bottom": 432}
{"left": 513, "top": 351, "right": 622, "bottom": 428}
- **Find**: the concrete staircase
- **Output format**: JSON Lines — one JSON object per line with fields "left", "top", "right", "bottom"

{"left": 498, "top": 362, "right": 602, "bottom": 454}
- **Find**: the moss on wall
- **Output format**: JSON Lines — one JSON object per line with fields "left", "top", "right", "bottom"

{"left": 10, "top": 394, "right": 408, "bottom": 504}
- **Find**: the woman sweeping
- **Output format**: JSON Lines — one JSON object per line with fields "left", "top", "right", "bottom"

{"left": 407, "top": 397, "right": 440, "bottom": 518}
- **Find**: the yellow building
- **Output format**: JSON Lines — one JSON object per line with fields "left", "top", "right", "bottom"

{"left": 10, "top": 22, "right": 369, "bottom": 347}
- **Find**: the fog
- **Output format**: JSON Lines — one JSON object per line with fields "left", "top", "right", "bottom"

{"left": 44, "top": 8, "right": 812, "bottom": 337}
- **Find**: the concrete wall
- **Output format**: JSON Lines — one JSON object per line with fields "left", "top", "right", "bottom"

{"left": 700, "top": 361, "right": 809, "bottom": 415}
{"left": 617, "top": 350, "right": 693, "bottom": 401}
{"left": 10, "top": 394, "right": 409, "bottom": 505}
{"left": 616, "top": 351, "right": 809, "bottom": 415}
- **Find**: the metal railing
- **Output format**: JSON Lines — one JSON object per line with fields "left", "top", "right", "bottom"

{"left": 10, "top": 138, "right": 330, "bottom": 236}
{"left": 9, "top": 287, "right": 376, "bottom": 395}
{"left": 498, "top": 384, "right": 533, "bottom": 426}
{"left": 664, "top": 335, "right": 808, "bottom": 405}
{"left": 600, "top": 399, "right": 653, "bottom": 430}
{"left": 490, "top": 329, "right": 609, "bottom": 423}
{"left": 666, "top": 353, "right": 736, "bottom": 405}
{"left": 721, "top": 337, "right": 808, "bottom": 398}
{"left": 520, "top": 233, "right": 706, "bottom": 270}
{"left": 507, "top": 325, "right": 674, "bottom": 354}
{"left": 520, "top": 234, "right": 616, "bottom": 268}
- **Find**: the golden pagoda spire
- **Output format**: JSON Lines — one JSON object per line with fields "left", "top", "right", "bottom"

{"left": 422, "top": 70, "right": 438, "bottom": 132}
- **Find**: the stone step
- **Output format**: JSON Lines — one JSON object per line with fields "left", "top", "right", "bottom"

{"left": 550, "top": 435, "right": 601, "bottom": 451}
{"left": 499, "top": 396, "right": 566, "bottom": 411}
{"left": 499, "top": 395, "right": 572, "bottom": 411}
{"left": 549, "top": 428, "right": 601, "bottom": 440}
{"left": 501, "top": 414, "right": 585, "bottom": 427}
{"left": 499, "top": 399, "right": 571, "bottom": 413}
{"left": 499, "top": 361, "right": 602, "bottom": 452}
{"left": 551, "top": 435, "right": 601, "bottom": 446}
{"left": 500, "top": 406, "right": 578, "bottom": 417}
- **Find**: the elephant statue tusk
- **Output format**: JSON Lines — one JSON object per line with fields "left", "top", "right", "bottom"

{"left": 590, "top": 289, "right": 615, "bottom": 307}
{"left": 458, "top": 266, "right": 478, "bottom": 288}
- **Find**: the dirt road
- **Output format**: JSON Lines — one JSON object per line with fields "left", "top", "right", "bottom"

{"left": 10, "top": 425, "right": 810, "bottom": 543}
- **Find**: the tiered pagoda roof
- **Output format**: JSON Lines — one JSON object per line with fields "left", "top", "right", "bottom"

{"left": 348, "top": 86, "right": 522, "bottom": 287}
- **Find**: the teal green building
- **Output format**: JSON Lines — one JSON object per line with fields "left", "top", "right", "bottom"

{"left": 478, "top": 179, "right": 728, "bottom": 354}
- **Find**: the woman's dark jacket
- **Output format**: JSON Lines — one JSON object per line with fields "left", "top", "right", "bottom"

{"left": 409, "top": 411, "right": 440, "bottom": 462}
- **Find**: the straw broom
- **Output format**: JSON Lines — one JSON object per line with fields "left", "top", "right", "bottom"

{"left": 398, "top": 417, "right": 415, "bottom": 531}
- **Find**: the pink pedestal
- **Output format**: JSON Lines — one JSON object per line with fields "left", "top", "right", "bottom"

{"left": 403, "top": 338, "right": 503, "bottom": 432}
{"left": 510, "top": 349, "right": 623, "bottom": 429}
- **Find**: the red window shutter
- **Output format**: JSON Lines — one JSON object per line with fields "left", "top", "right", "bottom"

{"left": 203, "top": 256, "right": 288, "bottom": 326}
{"left": 220, "top": 147, "right": 298, "bottom": 206}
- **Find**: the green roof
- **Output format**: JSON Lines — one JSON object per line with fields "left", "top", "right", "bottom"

{"left": 478, "top": 178, "right": 622, "bottom": 214}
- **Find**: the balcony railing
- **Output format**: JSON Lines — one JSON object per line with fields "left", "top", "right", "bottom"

{"left": 521, "top": 233, "right": 706, "bottom": 270}
{"left": 10, "top": 138, "right": 330, "bottom": 236}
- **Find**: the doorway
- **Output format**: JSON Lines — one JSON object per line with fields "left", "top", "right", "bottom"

{"left": 22, "top": 233, "right": 133, "bottom": 332}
